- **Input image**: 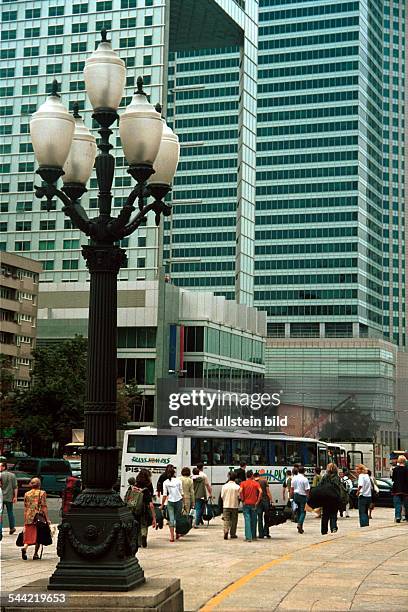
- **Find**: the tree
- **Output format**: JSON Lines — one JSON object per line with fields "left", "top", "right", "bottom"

{"left": 319, "top": 408, "right": 378, "bottom": 442}
{"left": 117, "top": 379, "right": 143, "bottom": 426}
{"left": 13, "top": 337, "right": 87, "bottom": 455}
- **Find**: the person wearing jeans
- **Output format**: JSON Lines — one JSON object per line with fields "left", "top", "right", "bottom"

{"left": 0, "top": 463, "right": 17, "bottom": 535}
{"left": 160, "top": 466, "right": 184, "bottom": 542}
{"left": 239, "top": 470, "right": 262, "bottom": 541}
{"left": 391, "top": 455, "right": 408, "bottom": 523}
{"left": 255, "top": 472, "right": 272, "bottom": 538}
{"left": 221, "top": 472, "right": 240, "bottom": 539}
{"left": 356, "top": 464, "right": 372, "bottom": 527}
{"left": 290, "top": 466, "right": 310, "bottom": 534}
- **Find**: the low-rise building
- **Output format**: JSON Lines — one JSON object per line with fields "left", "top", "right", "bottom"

{"left": 0, "top": 252, "right": 42, "bottom": 387}
{"left": 37, "top": 278, "right": 266, "bottom": 424}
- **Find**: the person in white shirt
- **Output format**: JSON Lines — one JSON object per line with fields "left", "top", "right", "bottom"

{"left": 356, "top": 464, "right": 372, "bottom": 527}
{"left": 160, "top": 466, "right": 184, "bottom": 542}
{"left": 290, "top": 466, "right": 310, "bottom": 534}
{"left": 221, "top": 472, "right": 241, "bottom": 540}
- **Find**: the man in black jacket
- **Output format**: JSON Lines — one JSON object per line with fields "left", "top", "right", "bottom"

{"left": 392, "top": 455, "right": 408, "bottom": 522}
{"left": 235, "top": 462, "right": 247, "bottom": 484}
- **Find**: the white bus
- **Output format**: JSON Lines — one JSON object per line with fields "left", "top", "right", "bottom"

{"left": 120, "top": 428, "right": 330, "bottom": 506}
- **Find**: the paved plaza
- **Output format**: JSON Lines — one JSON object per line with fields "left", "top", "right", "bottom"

{"left": 1, "top": 504, "right": 407, "bottom": 611}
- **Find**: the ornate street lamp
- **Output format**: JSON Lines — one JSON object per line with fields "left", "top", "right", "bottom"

{"left": 30, "top": 30, "right": 179, "bottom": 591}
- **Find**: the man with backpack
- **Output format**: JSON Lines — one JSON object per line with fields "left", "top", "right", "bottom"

{"left": 124, "top": 472, "right": 156, "bottom": 548}
{"left": 340, "top": 468, "right": 353, "bottom": 518}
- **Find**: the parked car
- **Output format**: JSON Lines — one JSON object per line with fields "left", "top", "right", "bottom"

{"left": 349, "top": 477, "right": 394, "bottom": 508}
{"left": 4, "top": 450, "right": 29, "bottom": 469}
{"left": 12, "top": 458, "right": 72, "bottom": 494}
{"left": 11, "top": 469, "right": 33, "bottom": 499}
{"left": 67, "top": 459, "right": 81, "bottom": 478}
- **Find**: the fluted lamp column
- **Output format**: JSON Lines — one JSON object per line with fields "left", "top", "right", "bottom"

{"left": 29, "top": 30, "right": 180, "bottom": 591}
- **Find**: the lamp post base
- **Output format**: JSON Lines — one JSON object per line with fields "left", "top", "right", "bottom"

{"left": 48, "top": 501, "right": 144, "bottom": 591}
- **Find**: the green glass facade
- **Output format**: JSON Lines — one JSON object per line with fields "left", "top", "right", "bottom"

{"left": 382, "top": 0, "right": 406, "bottom": 348}
{"left": 257, "top": 0, "right": 384, "bottom": 339}
{"left": 0, "top": 0, "right": 258, "bottom": 305}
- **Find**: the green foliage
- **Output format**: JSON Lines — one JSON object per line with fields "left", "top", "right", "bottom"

{"left": 320, "top": 408, "right": 378, "bottom": 442}
{"left": 13, "top": 337, "right": 87, "bottom": 455}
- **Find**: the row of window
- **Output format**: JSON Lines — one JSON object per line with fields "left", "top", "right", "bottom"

{"left": 258, "top": 89, "right": 358, "bottom": 109}
{"left": 256, "top": 227, "right": 357, "bottom": 241}
{"left": 257, "top": 151, "right": 358, "bottom": 167}
{"left": 255, "top": 257, "right": 358, "bottom": 271}
{"left": 258, "top": 105, "right": 357, "bottom": 124}
{"left": 258, "top": 30, "right": 359, "bottom": 51}
{"left": 259, "top": 1, "right": 359, "bottom": 23}
{"left": 174, "top": 276, "right": 234, "bottom": 287}
{"left": 258, "top": 75, "right": 359, "bottom": 95}
{"left": 260, "top": 16, "right": 359, "bottom": 37}
{"left": 168, "top": 231, "right": 235, "bottom": 244}
{"left": 259, "top": 59, "right": 359, "bottom": 81}
{"left": 168, "top": 101, "right": 238, "bottom": 117}
{"left": 257, "top": 165, "right": 357, "bottom": 182}
{"left": 164, "top": 247, "right": 236, "bottom": 259}
{"left": 259, "top": 44, "right": 359, "bottom": 65}
{"left": 175, "top": 115, "right": 237, "bottom": 129}
{"left": 170, "top": 261, "right": 235, "bottom": 273}
{"left": 1, "top": 0, "right": 151, "bottom": 21}
{"left": 256, "top": 288, "right": 358, "bottom": 300}
{"left": 256, "top": 211, "right": 358, "bottom": 225}
{"left": 261, "top": 304, "right": 358, "bottom": 316}
{"left": 256, "top": 181, "right": 358, "bottom": 196}
{"left": 258, "top": 135, "right": 358, "bottom": 152}
{"left": 255, "top": 273, "right": 358, "bottom": 286}
{"left": 255, "top": 242, "right": 357, "bottom": 255}
{"left": 12, "top": 240, "right": 80, "bottom": 252}
{"left": 174, "top": 173, "right": 236, "bottom": 187}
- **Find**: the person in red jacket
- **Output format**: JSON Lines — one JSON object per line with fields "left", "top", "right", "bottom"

{"left": 239, "top": 470, "right": 262, "bottom": 542}
{"left": 61, "top": 476, "right": 81, "bottom": 514}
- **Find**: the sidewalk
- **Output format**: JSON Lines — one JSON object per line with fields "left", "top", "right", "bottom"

{"left": 1, "top": 508, "right": 407, "bottom": 611}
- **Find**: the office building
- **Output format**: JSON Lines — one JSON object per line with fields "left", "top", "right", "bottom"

{"left": 0, "top": 0, "right": 258, "bottom": 307}
{"left": 36, "top": 280, "right": 266, "bottom": 423}
{"left": 0, "top": 252, "right": 42, "bottom": 387}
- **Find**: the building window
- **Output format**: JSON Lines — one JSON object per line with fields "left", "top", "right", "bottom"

{"left": 120, "top": 17, "right": 136, "bottom": 28}
{"left": 15, "top": 221, "right": 32, "bottom": 232}
{"left": 19, "top": 142, "right": 34, "bottom": 153}
{"left": 18, "top": 182, "right": 33, "bottom": 192}
{"left": 144, "top": 15, "right": 153, "bottom": 26}
{"left": 0, "top": 68, "right": 14, "bottom": 78}
{"left": 39, "top": 240, "right": 55, "bottom": 250}
{"left": 0, "top": 222, "right": 7, "bottom": 233}
{"left": 40, "top": 261, "right": 54, "bottom": 271}
{"left": 1, "top": 203, "right": 9, "bottom": 212}
{"left": 71, "top": 42, "right": 87, "bottom": 53}
{"left": 120, "top": 38, "right": 136, "bottom": 48}
{"left": 137, "top": 257, "right": 146, "bottom": 268}
{"left": 96, "top": 20, "right": 111, "bottom": 31}
{"left": 72, "top": 3, "right": 88, "bottom": 14}
{"left": 62, "top": 259, "right": 79, "bottom": 270}
{"left": 70, "top": 61, "right": 85, "bottom": 72}
{"left": 143, "top": 55, "right": 152, "bottom": 66}
{"left": 49, "top": 5, "right": 64, "bottom": 16}
{"left": 47, "top": 44, "right": 63, "bottom": 55}
{"left": 22, "top": 85, "right": 38, "bottom": 96}
{"left": 2, "top": 30, "right": 17, "bottom": 41}
{"left": 72, "top": 22, "right": 88, "bottom": 33}
{"left": 0, "top": 86, "right": 14, "bottom": 97}
{"left": 63, "top": 239, "right": 80, "bottom": 249}
{"left": 16, "top": 201, "right": 32, "bottom": 212}
{"left": 24, "top": 47, "right": 39, "bottom": 57}
{"left": 39, "top": 220, "right": 56, "bottom": 231}
{"left": 25, "top": 8, "right": 41, "bottom": 18}
{"left": 22, "top": 66, "right": 38, "bottom": 76}
{"left": 25, "top": 28, "right": 40, "bottom": 38}
{"left": 1, "top": 10, "right": 17, "bottom": 21}
{"left": 41, "top": 200, "right": 56, "bottom": 211}
{"left": 96, "top": 1, "right": 112, "bottom": 10}
{"left": 15, "top": 242, "right": 31, "bottom": 252}
{"left": 0, "top": 183, "right": 10, "bottom": 192}
{"left": 0, "top": 164, "right": 10, "bottom": 174}
{"left": 48, "top": 25, "right": 64, "bottom": 35}
{"left": 121, "top": 0, "right": 136, "bottom": 7}
{"left": 144, "top": 35, "right": 152, "bottom": 46}
{"left": 47, "top": 64, "right": 63, "bottom": 74}
{"left": 138, "top": 236, "right": 146, "bottom": 247}
{"left": 117, "top": 327, "right": 156, "bottom": 349}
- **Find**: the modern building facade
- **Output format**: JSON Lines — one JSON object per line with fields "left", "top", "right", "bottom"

{"left": 36, "top": 280, "right": 266, "bottom": 423}
{"left": 0, "top": 252, "right": 42, "bottom": 387}
{"left": 0, "top": 0, "right": 258, "bottom": 306}
{"left": 382, "top": 0, "right": 406, "bottom": 349}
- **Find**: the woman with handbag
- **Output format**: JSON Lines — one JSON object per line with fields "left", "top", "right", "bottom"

{"left": 367, "top": 469, "right": 379, "bottom": 519}
{"left": 21, "top": 478, "right": 50, "bottom": 560}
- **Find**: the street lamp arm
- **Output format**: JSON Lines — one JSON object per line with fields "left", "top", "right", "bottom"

{"left": 121, "top": 201, "right": 157, "bottom": 237}
{"left": 34, "top": 181, "right": 92, "bottom": 236}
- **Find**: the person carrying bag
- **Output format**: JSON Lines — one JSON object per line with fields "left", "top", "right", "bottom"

{"left": 20, "top": 478, "right": 51, "bottom": 561}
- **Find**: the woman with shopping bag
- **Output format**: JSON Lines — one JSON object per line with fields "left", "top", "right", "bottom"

{"left": 20, "top": 478, "right": 51, "bottom": 560}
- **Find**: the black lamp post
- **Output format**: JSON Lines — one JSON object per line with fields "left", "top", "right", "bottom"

{"left": 29, "top": 30, "right": 179, "bottom": 591}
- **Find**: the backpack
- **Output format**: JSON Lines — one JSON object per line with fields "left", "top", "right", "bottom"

{"left": 125, "top": 486, "right": 146, "bottom": 516}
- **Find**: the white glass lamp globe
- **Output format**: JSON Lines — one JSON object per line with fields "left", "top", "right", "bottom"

{"left": 62, "top": 107, "right": 97, "bottom": 186}
{"left": 30, "top": 81, "right": 75, "bottom": 169}
{"left": 119, "top": 77, "right": 163, "bottom": 167}
{"left": 147, "top": 118, "right": 180, "bottom": 187}
{"left": 84, "top": 30, "right": 126, "bottom": 112}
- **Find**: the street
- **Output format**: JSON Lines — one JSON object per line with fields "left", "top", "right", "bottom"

{"left": 1, "top": 506, "right": 407, "bottom": 611}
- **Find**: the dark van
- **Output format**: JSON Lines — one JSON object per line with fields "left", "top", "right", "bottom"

{"left": 13, "top": 458, "right": 72, "bottom": 494}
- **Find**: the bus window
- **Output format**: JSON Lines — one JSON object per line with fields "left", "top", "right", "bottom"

{"left": 286, "top": 442, "right": 302, "bottom": 465}
{"left": 191, "top": 438, "right": 212, "bottom": 465}
{"left": 212, "top": 439, "right": 231, "bottom": 465}
{"left": 270, "top": 441, "right": 286, "bottom": 465}
{"left": 127, "top": 435, "right": 177, "bottom": 454}
{"left": 318, "top": 446, "right": 328, "bottom": 469}
{"left": 302, "top": 443, "right": 317, "bottom": 466}
{"left": 231, "top": 439, "right": 250, "bottom": 465}
{"left": 251, "top": 440, "right": 268, "bottom": 465}
{"left": 340, "top": 448, "right": 346, "bottom": 468}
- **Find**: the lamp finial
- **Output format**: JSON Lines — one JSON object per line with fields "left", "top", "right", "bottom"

{"left": 50, "top": 79, "right": 60, "bottom": 98}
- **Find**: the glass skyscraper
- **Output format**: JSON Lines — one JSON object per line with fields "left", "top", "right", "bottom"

{"left": 0, "top": 0, "right": 258, "bottom": 308}
{"left": 382, "top": 0, "right": 406, "bottom": 348}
